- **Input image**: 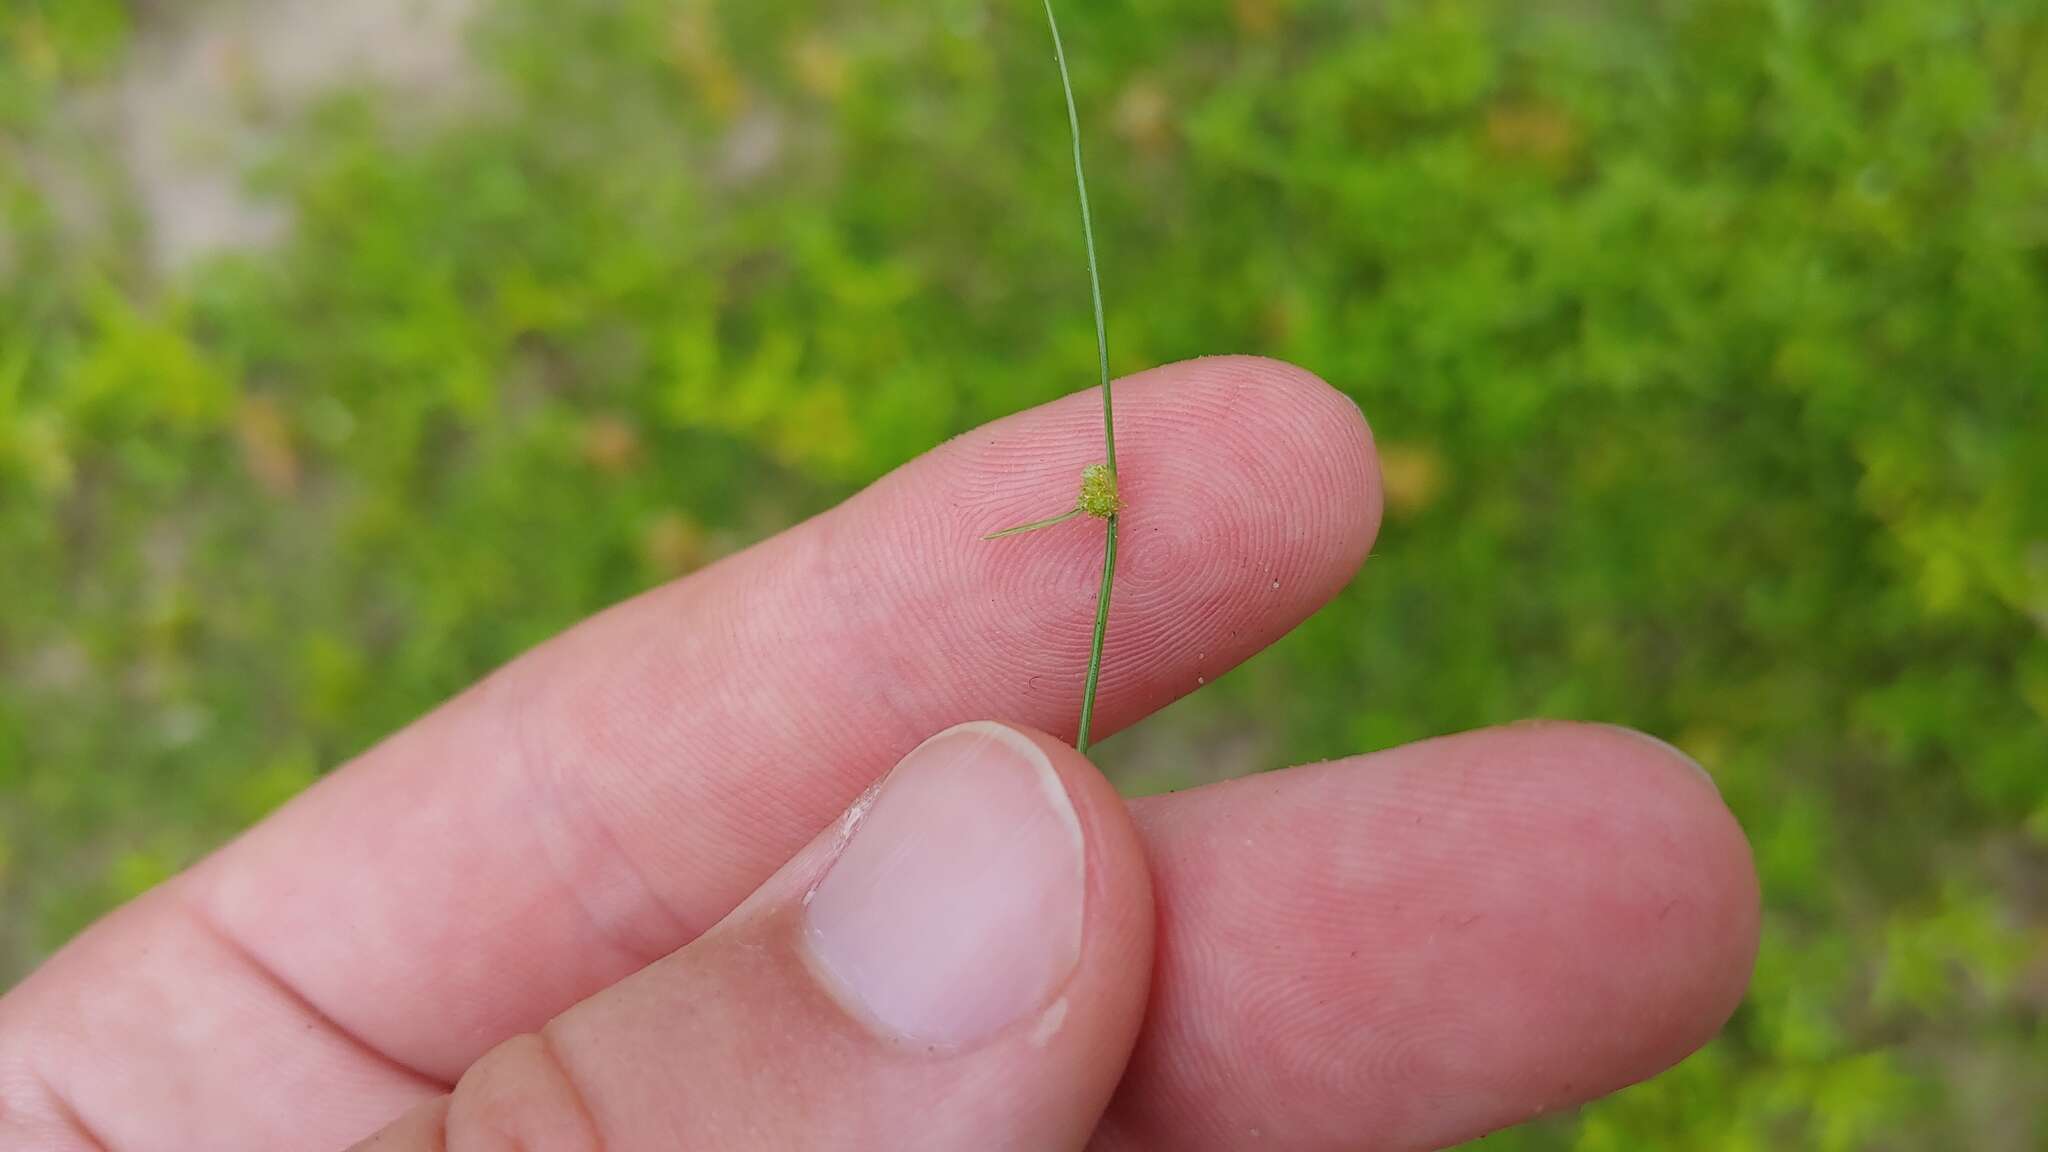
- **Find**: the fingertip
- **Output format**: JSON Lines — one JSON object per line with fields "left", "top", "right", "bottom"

{"left": 885, "top": 355, "right": 1382, "bottom": 743}
{"left": 1107, "top": 357, "right": 1379, "bottom": 686}
{"left": 798, "top": 721, "right": 1092, "bottom": 1047}
{"left": 1114, "top": 721, "right": 1762, "bottom": 1150}
{"left": 997, "top": 723, "right": 1157, "bottom": 1033}
{"left": 1570, "top": 722, "right": 1762, "bottom": 1046}
{"left": 1469, "top": 720, "right": 1761, "bottom": 1066}
{"left": 1159, "top": 354, "right": 1382, "bottom": 574}
{"left": 798, "top": 721, "right": 1152, "bottom": 1092}
{"left": 483, "top": 721, "right": 1157, "bottom": 1150}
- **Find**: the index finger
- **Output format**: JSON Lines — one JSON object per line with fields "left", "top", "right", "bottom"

{"left": 10, "top": 356, "right": 1377, "bottom": 1141}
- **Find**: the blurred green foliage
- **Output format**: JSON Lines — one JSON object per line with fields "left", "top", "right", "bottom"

{"left": 2, "top": 0, "right": 2045, "bottom": 1146}
{"left": 0, "top": 0, "right": 127, "bottom": 129}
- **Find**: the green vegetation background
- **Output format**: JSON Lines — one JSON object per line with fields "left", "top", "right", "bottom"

{"left": 3, "top": 0, "right": 2044, "bottom": 1146}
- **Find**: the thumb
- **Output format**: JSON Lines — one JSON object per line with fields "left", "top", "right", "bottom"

{"left": 354, "top": 721, "right": 1154, "bottom": 1151}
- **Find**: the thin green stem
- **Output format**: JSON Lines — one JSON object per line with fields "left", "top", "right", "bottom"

{"left": 1041, "top": 0, "right": 1117, "bottom": 754}
{"left": 1041, "top": 0, "right": 1115, "bottom": 475}
{"left": 982, "top": 508, "right": 1083, "bottom": 539}
{"left": 1076, "top": 517, "right": 1117, "bottom": 754}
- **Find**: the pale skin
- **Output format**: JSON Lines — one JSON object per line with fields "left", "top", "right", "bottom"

{"left": 0, "top": 357, "right": 1760, "bottom": 1151}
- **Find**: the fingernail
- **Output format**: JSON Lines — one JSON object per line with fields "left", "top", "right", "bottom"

{"left": 802, "top": 721, "right": 1085, "bottom": 1047}
{"left": 1595, "top": 723, "right": 1719, "bottom": 794}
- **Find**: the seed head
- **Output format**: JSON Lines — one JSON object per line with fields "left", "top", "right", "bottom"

{"left": 1078, "top": 463, "right": 1122, "bottom": 519}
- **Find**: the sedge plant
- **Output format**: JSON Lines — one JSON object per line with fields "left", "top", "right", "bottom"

{"left": 983, "top": 0, "right": 1121, "bottom": 756}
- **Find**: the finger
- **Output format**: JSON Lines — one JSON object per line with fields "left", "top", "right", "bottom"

{"left": 6, "top": 356, "right": 1376, "bottom": 1146}
{"left": 212, "top": 357, "right": 1368, "bottom": 1071}
{"left": 354, "top": 722, "right": 1153, "bottom": 1152}
{"left": 1, "top": 719, "right": 1752, "bottom": 1152}
{"left": 1097, "top": 722, "right": 1760, "bottom": 1151}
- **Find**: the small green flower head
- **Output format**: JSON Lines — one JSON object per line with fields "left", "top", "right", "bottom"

{"left": 1078, "top": 462, "right": 1122, "bottom": 519}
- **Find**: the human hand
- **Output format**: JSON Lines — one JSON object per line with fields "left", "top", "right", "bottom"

{"left": 0, "top": 357, "right": 1758, "bottom": 1151}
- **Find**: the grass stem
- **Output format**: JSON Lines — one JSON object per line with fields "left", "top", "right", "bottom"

{"left": 1041, "top": 0, "right": 1118, "bottom": 755}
